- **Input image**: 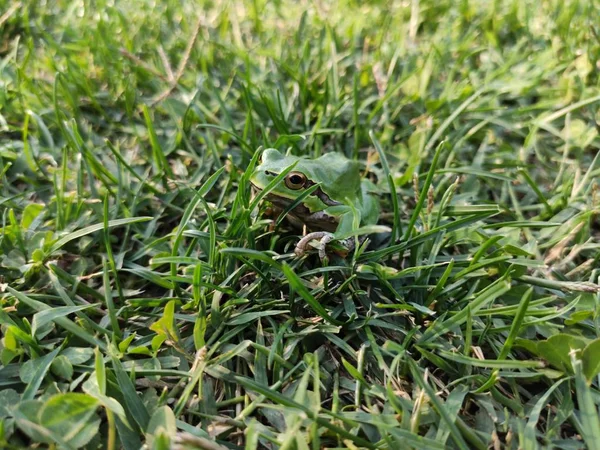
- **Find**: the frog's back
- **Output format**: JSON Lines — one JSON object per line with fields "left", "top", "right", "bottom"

{"left": 303, "top": 153, "right": 362, "bottom": 200}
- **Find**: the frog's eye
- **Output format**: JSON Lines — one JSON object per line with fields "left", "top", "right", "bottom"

{"left": 285, "top": 172, "right": 307, "bottom": 190}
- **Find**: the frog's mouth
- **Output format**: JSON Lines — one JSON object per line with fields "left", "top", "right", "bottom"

{"left": 251, "top": 183, "right": 298, "bottom": 209}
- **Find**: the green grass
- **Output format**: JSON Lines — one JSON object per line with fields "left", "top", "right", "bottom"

{"left": 1, "top": 0, "right": 600, "bottom": 448}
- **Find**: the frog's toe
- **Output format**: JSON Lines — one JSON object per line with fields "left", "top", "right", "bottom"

{"left": 294, "top": 245, "right": 307, "bottom": 257}
{"left": 318, "top": 234, "right": 336, "bottom": 260}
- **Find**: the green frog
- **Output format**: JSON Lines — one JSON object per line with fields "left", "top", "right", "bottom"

{"left": 250, "top": 148, "right": 380, "bottom": 259}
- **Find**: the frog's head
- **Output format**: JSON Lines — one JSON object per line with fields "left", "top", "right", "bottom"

{"left": 251, "top": 148, "right": 363, "bottom": 211}
{"left": 250, "top": 149, "right": 313, "bottom": 206}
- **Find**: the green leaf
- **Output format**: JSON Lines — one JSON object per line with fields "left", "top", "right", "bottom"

{"left": 370, "top": 129, "right": 401, "bottom": 241}
{"left": 146, "top": 406, "right": 177, "bottom": 450}
{"left": 59, "top": 347, "right": 95, "bottom": 365}
{"left": 435, "top": 385, "right": 469, "bottom": 445}
{"left": 228, "top": 310, "right": 291, "bottom": 326}
{"left": 21, "top": 348, "right": 60, "bottom": 401}
{"left": 150, "top": 300, "right": 178, "bottom": 340}
{"left": 522, "top": 379, "right": 566, "bottom": 450}
{"left": 21, "top": 203, "right": 45, "bottom": 229}
{"left": 193, "top": 315, "right": 207, "bottom": 351}
{"left": 582, "top": 338, "right": 600, "bottom": 382}
{"left": 573, "top": 356, "right": 600, "bottom": 450}
{"left": 14, "top": 400, "right": 64, "bottom": 446}
{"left": 219, "top": 247, "right": 281, "bottom": 265}
{"left": 335, "top": 224, "right": 392, "bottom": 240}
{"left": 272, "top": 134, "right": 305, "bottom": 148}
{"left": 50, "top": 355, "right": 73, "bottom": 380}
{"left": 118, "top": 333, "right": 137, "bottom": 353}
{"left": 48, "top": 217, "right": 153, "bottom": 255}
{"left": 121, "top": 264, "right": 175, "bottom": 289}
{"left": 15, "top": 394, "right": 101, "bottom": 450}
{"left": 170, "top": 166, "right": 225, "bottom": 278}
{"left": 110, "top": 352, "right": 150, "bottom": 430}
{"left": 7, "top": 286, "right": 107, "bottom": 351}
{"left": 407, "top": 358, "right": 472, "bottom": 450}
{"left": 341, "top": 358, "right": 368, "bottom": 385}
{"left": 32, "top": 304, "right": 98, "bottom": 336}
{"left": 420, "top": 277, "right": 511, "bottom": 343}
{"left": 82, "top": 372, "right": 130, "bottom": 426}
{"left": 282, "top": 263, "right": 342, "bottom": 325}
{"left": 94, "top": 347, "right": 106, "bottom": 394}
{"left": 537, "top": 334, "right": 587, "bottom": 373}
{"left": 142, "top": 104, "right": 172, "bottom": 177}
{"left": 39, "top": 393, "right": 101, "bottom": 448}
{"left": 0, "top": 389, "right": 20, "bottom": 419}
{"left": 387, "top": 427, "right": 447, "bottom": 450}
{"left": 404, "top": 141, "right": 446, "bottom": 240}
{"left": 436, "top": 349, "right": 544, "bottom": 369}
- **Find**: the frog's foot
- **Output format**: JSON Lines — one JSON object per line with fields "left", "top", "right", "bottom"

{"left": 295, "top": 232, "right": 329, "bottom": 258}
{"left": 295, "top": 232, "right": 356, "bottom": 260}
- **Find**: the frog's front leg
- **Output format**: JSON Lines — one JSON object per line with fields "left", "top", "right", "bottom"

{"left": 295, "top": 231, "right": 330, "bottom": 258}
{"left": 295, "top": 210, "right": 358, "bottom": 259}
{"left": 294, "top": 232, "right": 357, "bottom": 259}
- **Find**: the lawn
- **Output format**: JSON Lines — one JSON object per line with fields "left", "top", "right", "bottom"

{"left": 1, "top": 0, "right": 600, "bottom": 448}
